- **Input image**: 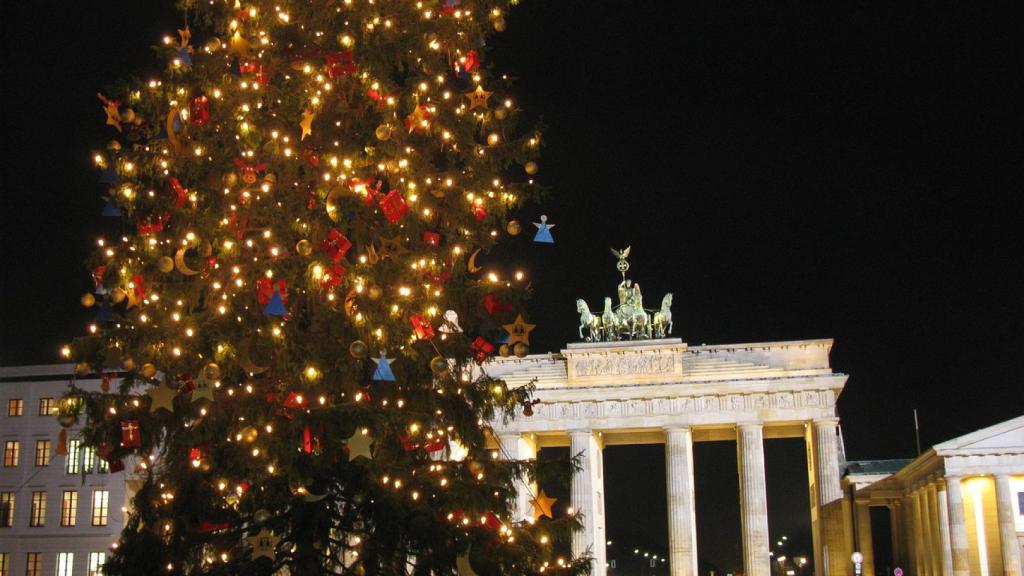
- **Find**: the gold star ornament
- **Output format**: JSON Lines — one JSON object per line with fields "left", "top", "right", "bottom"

{"left": 503, "top": 314, "right": 536, "bottom": 346}
{"left": 530, "top": 490, "right": 557, "bottom": 520}
{"left": 465, "top": 85, "right": 492, "bottom": 110}
{"left": 147, "top": 382, "right": 177, "bottom": 414}
{"left": 246, "top": 528, "right": 281, "bottom": 560}
{"left": 346, "top": 429, "right": 373, "bottom": 460}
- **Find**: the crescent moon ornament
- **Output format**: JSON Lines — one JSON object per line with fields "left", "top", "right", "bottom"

{"left": 325, "top": 187, "right": 344, "bottom": 222}
{"left": 166, "top": 108, "right": 183, "bottom": 154}
{"left": 237, "top": 337, "right": 269, "bottom": 375}
{"left": 174, "top": 247, "right": 200, "bottom": 276}
{"left": 467, "top": 249, "right": 482, "bottom": 273}
{"left": 343, "top": 288, "right": 359, "bottom": 317}
{"left": 455, "top": 549, "right": 479, "bottom": 576}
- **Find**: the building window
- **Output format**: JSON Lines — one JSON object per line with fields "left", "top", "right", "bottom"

{"left": 56, "top": 553, "right": 73, "bottom": 576}
{"left": 2, "top": 441, "right": 18, "bottom": 467}
{"left": 86, "top": 552, "right": 105, "bottom": 576}
{"left": 38, "top": 398, "right": 55, "bottom": 416}
{"left": 82, "top": 446, "right": 96, "bottom": 474}
{"left": 25, "top": 553, "right": 41, "bottom": 576}
{"left": 6, "top": 400, "right": 22, "bottom": 417}
{"left": 60, "top": 491, "right": 77, "bottom": 527}
{"left": 91, "top": 490, "right": 109, "bottom": 527}
{"left": 1018, "top": 491, "right": 1023, "bottom": 515}
{"left": 29, "top": 492, "right": 45, "bottom": 527}
{"left": 65, "top": 440, "right": 81, "bottom": 475}
{"left": 34, "top": 440, "right": 51, "bottom": 467}
{"left": 0, "top": 492, "right": 13, "bottom": 527}
{"left": 0, "top": 552, "right": 7, "bottom": 576}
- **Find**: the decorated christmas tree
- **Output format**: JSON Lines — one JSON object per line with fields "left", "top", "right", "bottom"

{"left": 63, "top": 1, "right": 585, "bottom": 574}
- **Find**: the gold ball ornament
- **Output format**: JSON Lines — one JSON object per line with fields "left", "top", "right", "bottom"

{"left": 513, "top": 342, "right": 529, "bottom": 358}
{"left": 141, "top": 363, "right": 158, "bottom": 379}
{"left": 80, "top": 293, "right": 96, "bottom": 308}
{"left": 375, "top": 124, "right": 392, "bottom": 141}
{"left": 157, "top": 256, "right": 175, "bottom": 273}
{"left": 75, "top": 362, "right": 92, "bottom": 376}
{"left": 239, "top": 425, "right": 259, "bottom": 443}
{"left": 111, "top": 288, "right": 127, "bottom": 304}
{"left": 296, "top": 239, "right": 313, "bottom": 256}
{"left": 121, "top": 356, "right": 136, "bottom": 372}
{"left": 506, "top": 220, "right": 522, "bottom": 236}
{"left": 524, "top": 161, "right": 539, "bottom": 175}
{"left": 498, "top": 344, "right": 511, "bottom": 358}
{"left": 367, "top": 286, "right": 383, "bottom": 301}
{"left": 222, "top": 172, "right": 239, "bottom": 188}
{"left": 486, "top": 132, "right": 501, "bottom": 146}
{"left": 106, "top": 140, "right": 121, "bottom": 151}
{"left": 430, "top": 356, "right": 449, "bottom": 374}
{"left": 203, "top": 363, "right": 221, "bottom": 381}
{"left": 493, "top": 17, "right": 507, "bottom": 31}
{"left": 120, "top": 108, "right": 136, "bottom": 124}
{"left": 494, "top": 107, "right": 508, "bottom": 120}
{"left": 349, "top": 340, "right": 369, "bottom": 360}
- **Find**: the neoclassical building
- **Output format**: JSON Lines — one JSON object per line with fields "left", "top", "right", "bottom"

{"left": 485, "top": 337, "right": 851, "bottom": 576}
{"left": 846, "top": 416, "right": 1024, "bottom": 576}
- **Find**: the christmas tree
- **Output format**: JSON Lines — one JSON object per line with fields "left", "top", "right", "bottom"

{"left": 63, "top": 1, "right": 587, "bottom": 574}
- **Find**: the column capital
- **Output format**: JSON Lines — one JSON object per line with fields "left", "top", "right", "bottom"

{"left": 812, "top": 417, "right": 840, "bottom": 428}
{"left": 933, "top": 477, "right": 948, "bottom": 491}
{"left": 737, "top": 422, "right": 764, "bottom": 432}
{"left": 663, "top": 425, "right": 692, "bottom": 434}
{"left": 567, "top": 428, "right": 594, "bottom": 438}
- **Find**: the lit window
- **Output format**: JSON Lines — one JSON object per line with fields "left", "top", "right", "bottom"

{"left": 91, "top": 490, "right": 109, "bottom": 526}
{"left": 66, "top": 440, "right": 81, "bottom": 474}
{"left": 6, "top": 399, "right": 22, "bottom": 417}
{"left": 60, "top": 491, "right": 78, "bottom": 527}
{"left": 56, "top": 552, "right": 73, "bottom": 576}
{"left": 87, "top": 552, "right": 106, "bottom": 576}
{"left": 38, "top": 397, "right": 55, "bottom": 416}
{"left": 25, "top": 553, "right": 41, "bottom": 576}
{"left": 0, "top": 492, "right": 13, "bottom": 527}
{"left": 34, "top": 440, "right": 51, "bottom": 467}
{"left": 29, "top": 491, "right": 46, "bottom": 527}
{"left": 82, "top": 446, "right": 97, "bottom": 473}
{"left": 2, "top": 441, "right": 18, "bottom": 468}
{"left": 0, "top": 552, "right": 8, "bottom": 576}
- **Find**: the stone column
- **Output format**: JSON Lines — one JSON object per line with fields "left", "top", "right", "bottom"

{"left": 935, "top": 480, "right": 954, "bottom": 576}
{"left": 912, "top": 488, "right": 928, "bottom": 576}
{"left": 927, "top": 482, "right": 942, "bottom": 576}
{"left": 944, "top": 476, "right": 970, "bottom": 576}
{"left": 889, "top": 502, "right": 903, "bottom": 568}
{"left": 813, "top": 418, "right": 845, "bottom": 576}
{"left": 737, "top": 424, "right": 770, "bottom": 576}
{"left": 569, "top": 429, "right": 607, "bottom": 576}
{"left": 855, "top": 500, "right": 875, "bottom": 576}
{"left": 994, "top": 474, "right": 1023, "bottom": 576}
{"left": 665, "top": 427, "right": 698, "bottom": 576}
{"left": 497, "top": 433, "right": 537, "bottom": 522}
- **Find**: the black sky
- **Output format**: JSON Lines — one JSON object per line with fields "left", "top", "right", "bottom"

{"left": 2, "top": 1, "right": 1022, "bottom": 571}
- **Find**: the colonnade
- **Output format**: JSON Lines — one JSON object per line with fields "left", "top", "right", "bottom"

{"left": 882, "top": 474, "right": 1021, "bottom": 576}
{"left": 501, "top": 418, "right": 844, "bottom": 576}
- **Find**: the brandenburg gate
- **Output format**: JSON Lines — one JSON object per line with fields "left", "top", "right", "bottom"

{"left": 488, "top": 338, "right": 848, "bottom": 576}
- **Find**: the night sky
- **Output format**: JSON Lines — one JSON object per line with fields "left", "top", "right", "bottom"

{"left": 2, "top": 1, "right": 1021, "bottom": 572}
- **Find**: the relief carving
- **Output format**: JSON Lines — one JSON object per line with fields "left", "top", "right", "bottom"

{"left": 574, "top": 353, "right": 675, "bottom": 377}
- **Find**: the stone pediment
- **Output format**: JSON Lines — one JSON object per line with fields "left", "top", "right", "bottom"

{"left": 934, "top": 414, "right": 1024, "bottom": 456}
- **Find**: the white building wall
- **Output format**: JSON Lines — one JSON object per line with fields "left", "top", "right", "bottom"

{"left": 0, "top": 364, "right": 128, "bottom": 576}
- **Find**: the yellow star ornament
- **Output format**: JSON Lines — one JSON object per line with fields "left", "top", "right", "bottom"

{"left": 503, "top": 314, "right": 536, "bottom": 346}
{"left": 246, "top": 528, "right": 280, "bottom": 561}
{"left": 147, "top": 382, "right": 177, "bottom": 414}
{"left": 465, "top": 85, "right": 492, "bottom": 110}
{"left": 530, "top": 490, "right": 557, "bottom": 521}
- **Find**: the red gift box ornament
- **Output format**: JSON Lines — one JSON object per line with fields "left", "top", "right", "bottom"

{"left": 325, "top": 50, "right": 356, "bottom": 78}
{"left": 423, "top": 231, "right": 440, "bottom": 248}
{"left": 189, "top": 95, "right": 210, "bottom": 127}
{"left": 302, "top": 425, "right": 315, "bottom": 453}
{"left": 471, "top": 204, "right": 487, "bottom": 222}
{"left": 379, "top": 190, "right": 408, "bottom": 224}
{"left": 256, "top": 278, "right": 288, "bottom": 306}
{"left": 121, "top": 420, "right": 141, "bottom": 448}
{"left": 319, "top": 264, "right": 345, "bottom": 291}
{"left": 471, "top": 337, "right": 494, "bottom": 362}
{"left": 410, "top": 314, "right": 435, "bottom": 340}
{"left": 137, "top": 213, "right": 170, "bottom": 236}
{"left": 455, "top": 50, "right": 480, "bottom": 75}
{"left": 321, "top": 228, "right": 352, "bottom": 262}
{"left": 283, "top": 391, "right": 306, "bottom": 409}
